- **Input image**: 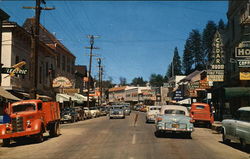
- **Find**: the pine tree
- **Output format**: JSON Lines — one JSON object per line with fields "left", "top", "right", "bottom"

{"left": 182, "top": 37, "right": 193, "bottom": 75}
{"left": 202, "top": 21, "right": 217, "bottom": 66}
{"left": 166, "top": 63, "right": 172, "bottom": 80}
{"left": 172, "top": 47, "right": 182, "bottom": 75}
{"left": 218, "top": 19, "right": 225, "bottom": 30}
{"left": 190, "top": 29, "right": 204, "bottom": 70}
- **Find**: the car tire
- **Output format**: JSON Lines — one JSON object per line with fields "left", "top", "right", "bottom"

{"left": 155, "top": 131, "right": 162, "bottom": 138}
{"left": 35, "top": 131, "right": 44, "bottom": 143}
{"left": 185, "top": 132, "right": 192, "bottom": 139}
{"left": 2, "top": 138, "right": 10, "bottom": 147}
{"left": 240, "top": 138, "right": 248, "bottom": 151}
{"left": 222, "top": 132, "right": 230, "bottom": 144}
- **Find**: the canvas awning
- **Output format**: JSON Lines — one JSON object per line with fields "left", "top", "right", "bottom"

{"left": 224, "top": 87, "right": 250, "bottom": 98}
{"left": 0, "top": 87, "right": 20, "bottom": 101}
{"left": 177, "top": 98, "right": 191, "bottom": 105}
{"left": 74, "top": 93, "right": 88, "bottom": 102}
{"left": 56, "top": 94, "right": 79, "bottom": 103}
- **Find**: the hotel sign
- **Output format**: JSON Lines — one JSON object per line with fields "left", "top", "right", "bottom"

{"left": 207, "top": 31, "right": 224, "bottom": 82}
{"left": 238, "top": 59, "right": 250, "bottom": 67}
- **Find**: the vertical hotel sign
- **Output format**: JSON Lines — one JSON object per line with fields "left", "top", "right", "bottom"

{"left": 207, "top": 30, "right": 225, "bottom": 82}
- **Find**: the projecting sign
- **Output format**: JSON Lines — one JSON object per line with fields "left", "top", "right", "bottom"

{"left": 238, "top": 59, "right": 250, "bottom": 67}
{"left": 52, "top": 76, "right": 72, "bottom": 88}
{"left": 235, "top": 47, "right": 250, "bottom": 57}
{"left": 240, "top": 68, "right": 250, "bottom": 80}
{"left": 207, "top": 30, "right": 224, "bottom": 82}
{"left": 1, "top": 67, "right": 28, "bottom": 75}
{"left": 173, "top": 90, "right": 183, "bottom": 101}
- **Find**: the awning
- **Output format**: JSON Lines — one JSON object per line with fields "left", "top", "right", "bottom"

{"left": 74, "top": 93, "right": 87, "bottom": 102}
{"left": 36, "top": 94, "right": 52, "bottom": 101}
{"left": 56, "top": 94, "right": 79, "bottom": 103}
{"left": 0, "top": 87, "right": 20, "bottom": 101}
{"left": 224, "top": 87, "right": 250, "bottom": 98}
{"left": 177, "top": 98, "right": 191, "bottom": 104}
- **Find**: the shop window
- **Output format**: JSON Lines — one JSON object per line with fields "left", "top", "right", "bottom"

{"left": 62, "top": 55, "right": 65, "bottom": 71}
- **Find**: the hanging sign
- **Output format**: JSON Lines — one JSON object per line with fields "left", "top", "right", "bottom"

{"left": 52, "top": 76, "right": 72, "bottom": 88}
{"left": 207, "top": 30, "right": 225, "bottom": 82}
{"left": 238, "top": 59, "right": 250, "bottom": 67}
{"left": 240, "top": 68, "right": 250, "bottom": 80}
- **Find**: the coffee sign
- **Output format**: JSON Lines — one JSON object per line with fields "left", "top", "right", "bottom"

{"left": 52, "top": 76, "right": 72, "bottom": 88}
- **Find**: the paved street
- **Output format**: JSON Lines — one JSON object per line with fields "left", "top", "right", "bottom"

{"left": 0, "top": 112, "right": 249, "bottom": 159}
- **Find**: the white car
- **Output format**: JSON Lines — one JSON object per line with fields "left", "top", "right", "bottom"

{"left": 83, "top": 107, "right": 92, "bottom": 119}
{"left": 146, "top": 106, "right": 161, "bottom": 123}
{"left": 89, "top": 107, "right": 101, "bottom": 118}
{"left": 222, "top": 107, "right": 250, "bottom": 149}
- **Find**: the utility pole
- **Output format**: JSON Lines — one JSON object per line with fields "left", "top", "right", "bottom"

{"left": 23, "top": 0, "right": 54, "bottom": 99}
{"left": 100, "top": 66, "right": 103, "bottom": 105}
{"left": 85, "top": 35, "right": 99, "bottom": 108}
{"left": 97, "top": 58, "right": 103, "bottom": 106}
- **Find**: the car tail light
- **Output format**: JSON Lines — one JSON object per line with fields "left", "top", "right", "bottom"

{"left": 156, "top": 117, "right": 162, "bottom": 122}
{"left": 190, "top": 119, "right": 195, "bottom": 123}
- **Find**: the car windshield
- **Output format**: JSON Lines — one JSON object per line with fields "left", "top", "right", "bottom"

{"left": 89, "top": 107, "right": 97, "bottom": 110}
{"left": 12, "top": 104, "right": 36, "bottom": 113}
{"left": 164, "top": 109, "right": 186, "bottom": 115}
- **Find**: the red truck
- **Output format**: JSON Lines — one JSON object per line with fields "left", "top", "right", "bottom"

{"left": 190, "top": 102, "right": 214, "bottom": 128}
{"left": 0, "top": 100, "right": 60, "bottom": 146}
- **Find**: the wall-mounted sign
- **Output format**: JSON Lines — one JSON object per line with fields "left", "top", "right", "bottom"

{"left": 240, "top": 68, "right": 250, "bottom": 80}
{"left": 63, "top": 88, "right": 79, "bottom": 94}
{"left": 207, "top": 30, "right": 224, "bottom": 82}
{"left": 173, "top": 90, "right": 183, "bottom": 101}
{"left": 52, "top": 76, "right": 72, "bottom": 88}
{"left": 1, "top": 68, "right": 28, "bottom": 75}
{"left": 238, "top": 59, "right": 250, "bottom": 67}
{"left": 235, "top": 47, "right": 250, "bottom": 57}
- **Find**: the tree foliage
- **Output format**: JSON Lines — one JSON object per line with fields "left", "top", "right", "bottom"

{"left": 119, "top": 77, "right": 127, "bottom": 86}
{"left": 131, "top": 77, "right": 147, "bottom": 86}
{"left": 149, "top": 74, "right": 164, "bottom": 87}
{"left": 218, "top": 19, "right": 225, "bottom": 31}
{"left": 190, "top": 29, "right": 204, "bottom": 70}
{"left": 182, "top": 37, "right": 194, "bottom": 75}
{"left": 172, "top": 47, "right": 182, "bottom": 75}
{"left": 202, "top": 21, "right": 217, "bottom": 65}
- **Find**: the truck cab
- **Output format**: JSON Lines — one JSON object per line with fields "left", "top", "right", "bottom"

{"left": 0, "top": 100, "right": 60, "bottom": 146}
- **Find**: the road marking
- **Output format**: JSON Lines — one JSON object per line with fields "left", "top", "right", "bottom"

{"left": 132, "top": 134, "right": 136, "bottom": 145}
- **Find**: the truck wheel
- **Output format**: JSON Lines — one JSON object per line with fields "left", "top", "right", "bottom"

{"left": 35, "top": 131, "right": 44, "bottom": 143}
{"left": 185, "top": 132, "right": 192, "bottom": 139}
{"left": 240, "top": 139, "right": 248, "bottom": 151}
{"left": 2, "top": 139, "right": 10, "bottom": 147}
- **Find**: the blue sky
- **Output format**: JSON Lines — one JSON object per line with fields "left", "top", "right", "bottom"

{"left": 0, "top": 1, "right": 228, "bottom": 84}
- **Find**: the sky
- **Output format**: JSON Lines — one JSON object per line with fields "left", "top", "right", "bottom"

{"left": 0, "top": 1, "right": 228, "bottom": 84}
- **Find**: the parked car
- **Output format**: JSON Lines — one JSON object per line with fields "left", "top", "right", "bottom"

{"left": 61, "top": 108, "right": 78, "bottom": 123}
{"left": 98, "top": 106, "right": 107, "bottom": 116}
{"left": 109, "top": 106, "right": 125, "bottom": 119}
{"left": 74, "top": 106, "right": 85, "bottom": 120}
{"left": 155, "top": 105, "right": 194, "bottom": 138}
{"left": 190, "top": 102, "right": 214, "bottom": 127}
{"left": 146, "top": 106, "right": 161, "bottom": 123}
{"left": 123, "top": 106, "right": 131, "bottom": 116}
{"left": 222, "top": 107, "right": 250, "bottom": 150}
{"left": 83, "top": 107, "right": 92, "bottom": 119}
{"left": 89, "top": 107, "right": 101, "bottom": 118}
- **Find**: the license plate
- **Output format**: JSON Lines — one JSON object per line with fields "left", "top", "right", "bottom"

{"left": 172, "top": 124, "right": 179, "bottom": 128}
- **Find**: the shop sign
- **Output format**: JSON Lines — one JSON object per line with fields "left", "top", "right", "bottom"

{"left": 207, "top": 31, "right": 224, "bottom": 82}
{"left": 188, "top": 81, "right": 200, "bottom": 90}
{"left": 238, "top": 59, "right": 250, "bottom": 67}
{"left": 1, "top": 67, "right": 28, "bottom": 75}
{"left": 173, "top": 90, "right": 183, "bottom": 101}
{"left": 240, "top": 68, "right": 250, "bottom": 80}
{"left": 199, "top": 80, "right": 210, "bottom": 89}
{"left": 52, "top": 76, "right": 72, "bottom": 88}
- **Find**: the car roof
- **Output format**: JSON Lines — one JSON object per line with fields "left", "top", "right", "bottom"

{"left": 238, "top": 107, "right": 250, "bottom": 111}
{"left": 160, "top": 105, "right": 189, "bottom": 116}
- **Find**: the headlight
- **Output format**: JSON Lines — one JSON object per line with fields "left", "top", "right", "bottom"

{"left": 27, "top": 120, "right": 31, "bottom": 127}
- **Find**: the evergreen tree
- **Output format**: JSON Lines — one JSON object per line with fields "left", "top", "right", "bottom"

{"left": 190, "top": 29, "right": 204, "bottom": 70}
{"left": 172, "top": 47, "right": 182, "bottom": 75}
{"left": 119, "top": 77, "right": 127, "bottom": 86}
{"left": 149, "top": 74, "right": 164, "bottom": 87}
{"left": 202, "top": 21, "right": 217, "bottom": 65}
{"left": 165, "top": 63, "right": 173, "bottom": 80}
{"left": 182, "top": 37, "right": 193, "bottom": 75}
{"left": 131, "top": 77, "right": 147, "bottom": 86}
{"left": 218, "top": 19, "right": 225, "bottom": 30}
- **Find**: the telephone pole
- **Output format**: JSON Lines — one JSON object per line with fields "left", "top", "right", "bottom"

{"left": 97, "top": 58, "right": 103, "bottom": 106}
{"left": 23, "top": 0, "right": 54, "bottom": 99}
{"left": 85, "top": 35, "right": 99, "bottom": 107}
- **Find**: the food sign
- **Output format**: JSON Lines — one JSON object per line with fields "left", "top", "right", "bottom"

{"left": 52, "top": 76, "right": 72, "bottom": 88}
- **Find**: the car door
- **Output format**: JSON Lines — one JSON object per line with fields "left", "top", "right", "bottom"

{"left": 236, "top": 110, "right": 250, "bottom": 142}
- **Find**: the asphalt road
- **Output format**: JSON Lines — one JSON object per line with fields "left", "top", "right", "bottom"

{"left": 0, "top": 112, "right": 249, "bottom": 159}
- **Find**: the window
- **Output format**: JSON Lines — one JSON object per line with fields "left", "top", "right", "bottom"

{"left": 12, "top": 104, "right": 36, "bottom": 113}
{"left": 37, "top": 103, "right": 42, "bottom": 111}
{"left": 39, "top": 66, "right": 42, "bottom": 84}
{"left": 46, "top": 62, "right": 49, "bottom": 77}
{"left": 165, "top": 109, "right": 185, "bottom": 115}
{"left": 67, "top": 57, "right": 70, "bottom": 72}
{"left": 57, "top": 55, "right": 60, "bottom": 68}
{"left": 239, "top": 110, "right": 250, "bottom": 122}
{"left": 196, "top": 105, "right": 205, "bottom": 109}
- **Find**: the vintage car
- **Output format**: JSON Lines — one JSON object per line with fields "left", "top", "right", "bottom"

{"left": 190, "top": 102, "right": 214, "bottom": 127}
{"left": 89, "top": 107, "right": 101, "bottom": 118}
{"left": 146, "top": 106, "right": 161, "bottom": 123}
{"left": 155, "top": 105, "right": 194, "bottom": 138}
{"left": 222, "top": 107, "right": 250, "bottom": 149}
{"left": 109, "top": 106, "right": 125, "bottom": 119}
{"left": 123, "top": 106, "right": 131, "bottom": 116}
{"left": 60, "top": 108, "right": 78, "bottom": 123}
{"left": 74, "top": 106, "right": 85, "bottom": 121}
{"left": 83, "top": 107, "right": 92, "bottom": 119}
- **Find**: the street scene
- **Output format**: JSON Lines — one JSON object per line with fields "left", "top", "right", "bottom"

{"left": 0, "top": 0, "right": 250, "bottom": 159}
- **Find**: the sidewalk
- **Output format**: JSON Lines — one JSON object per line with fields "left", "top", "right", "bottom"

{"left": 211, "top": 121, "right": 222, "bottom": 133}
